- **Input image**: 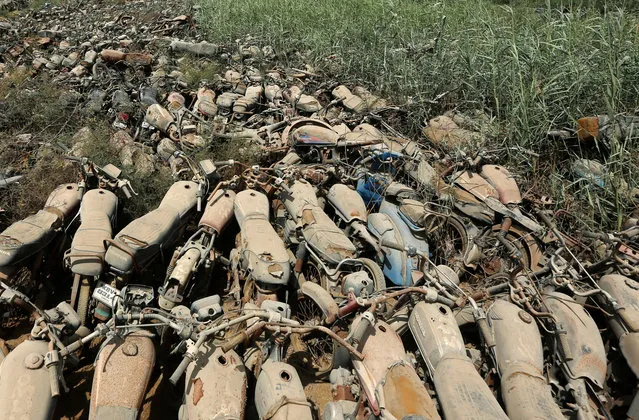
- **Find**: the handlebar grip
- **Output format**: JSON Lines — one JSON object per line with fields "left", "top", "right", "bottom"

{"left": 60, "top": 339, "right": 84, "bottom": 357}
{"left": 123, "top": 186, "right": 132, "bottom": 199}
{"left": 48, "top": 365, "right": 60, "bottom": 398}
{"left": 169, "top": 355, "right": 192, "bottom": 385}
{"left": 220, "top": 332, "right": 247, "bottom": 353}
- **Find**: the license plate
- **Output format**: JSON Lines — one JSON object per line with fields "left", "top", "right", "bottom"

{"left": 92, "top": 282, "right": 118, "bottom": 308}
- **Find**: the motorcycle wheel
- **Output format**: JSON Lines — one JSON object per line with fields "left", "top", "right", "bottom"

{"left": 303, "top": 259, "right": 329, "bottom": 290}
{"left": 430, "top": 215, "right": 468, "bottom": 275}
{"left": 290, "top": 294, "right": 335, "bottom": 378}
{"left": 357, "top": 257, "right": 386, "bottom": 293}
{"left": 77, "top": 278, "right": 91, "bottom": 326}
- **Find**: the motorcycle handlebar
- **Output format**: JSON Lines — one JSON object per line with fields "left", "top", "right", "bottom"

{"left": 170, "top": 354, "right": 193, "bottom": 385}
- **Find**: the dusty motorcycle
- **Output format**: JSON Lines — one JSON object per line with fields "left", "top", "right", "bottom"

{"left": 346, "top": 310, "right": 442, "bottom": 419}
{"left": 97, "top": 156, "right": 224, "bottom": 320}
{"left": 0, "top": 181, "right": 81, "bottom": 297}
{"left": 356, "top": 175, "right": 439, "bottom": 287}
{"left": 229, "top": 187, "right": 292, "bottom": 304}
{"left": 275, "top": 175, "right": 384, "bottom": 298}
{"left": 63, "top": 158, "right": 135, "bottom": 325}
{"left": 280, "top": 119, "right": 383, "bottom": 163}
{"left": 325, "top": 183, "right": 379, "bottom": 255}
{"left": 408, "top": 300, "right": 509, "bottom": 419}
{"left": 0, "top": 282, "right": 93, "bottom": 419}
{"left": 88, "top": 283, "right": 226, "bottom": 419}
{"left": 365, "top": 139, "right": 548, "bottom": 278}
{"left": 158, "top": 175, "right": 237, "bottom": 310}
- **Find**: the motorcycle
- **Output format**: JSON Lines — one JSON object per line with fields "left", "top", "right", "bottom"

{"left": 158, "top": 178, "right": 237, "bottom": 310}
{"left": 0, "top": 181, "right": 81, "bottom": 297}
{"left": 0, "top": 282, "right": 94, "bottom": 419}
{"left": 98, "top": 155, "right": 226, "bottom": 320}
{"left": 230, "top": 187, "right": 292, "bottom": 304}
{"left": 63, "top": 157, "right": 135, "bottom": 325}
{"left": 275, "top": 173, "right": 385, "bottom": 299}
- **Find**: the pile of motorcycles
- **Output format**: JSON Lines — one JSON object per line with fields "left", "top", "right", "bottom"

{"left": 0, "top": 116, "right": 638, "bottom": 420}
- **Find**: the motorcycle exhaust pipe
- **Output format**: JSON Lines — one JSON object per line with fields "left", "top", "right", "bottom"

{"left": 409, "top": 301, "right": 508, "bottom": 420}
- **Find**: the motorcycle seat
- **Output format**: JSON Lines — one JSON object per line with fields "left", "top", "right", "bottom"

{"left": 300, "top": 207, "right": 356, "bottom": 263}
{"left": 239, "top": 218, "right": 290, "bottom": 286}
{"left": 67, "top": 189, "right": 118, "bottom": 277}
{"left": 0, "top": 209, "right": 61, "bottom": 267}
{"left": 398, "top": 199, "right": 427, "bottom": 229}
{"left": 105, "top": 182, "right": 198, "bottom": 274}
{"left": 0, "top": 183, "right": 81, "bottom": 267}
{"left": 105, "top": 207, "right": 181, "bottom": 274}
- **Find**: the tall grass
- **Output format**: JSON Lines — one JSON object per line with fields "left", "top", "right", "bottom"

{"left": 197, "top": 0, "right": 639, "bottom": 228}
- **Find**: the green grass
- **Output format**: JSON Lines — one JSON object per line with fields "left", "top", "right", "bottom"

{"left": 196, "top": 0, "right": 639, "bottom": 228}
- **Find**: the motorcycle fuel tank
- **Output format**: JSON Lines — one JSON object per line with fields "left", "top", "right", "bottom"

{"left": 487, "top": 299, "right": 564, "bottom": 420}
{"left": 409, "top": 301, "right": 508, "bottom": 420}
{"left": 89, "top": 332, "right": 155, "bottom": 420}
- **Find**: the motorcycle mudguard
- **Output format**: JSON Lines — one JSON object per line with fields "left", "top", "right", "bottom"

{"left": 0, "top": 340, "right": 55, "bottom": 419}
{"left": 234, "top": 189, "right": 270, "bottom": 227}
{"left": 480, "top": 165, "right": 522, "bottom": 205}
{"left": 282, "top": 118, "right": 339, "bottom": 147}
{"left": 327, "top": 184, "right": 368, "bottom": 224}
{"left": 409, "top": 301, "right": 508, "bottom": 420}
{"left": 89, "top": 332, "right": 155, "bottom": 420}
{"left": 599, "top": 275, "right": 639, "bottom": 405}
{"left": 68, "top": 189, "right": 118, "bottom": 277}
{"left": 198, "top": 189, "right": 236, "bottom": 234}
{"left": 367, "top": 213, "right": 410, "bottom": 286}
{"left": 351, "top": 315, "right": 440, "bottom": 419}
{"left": 254, "top": 361, "right": 312, "bottom": 420}
{"left": 180, "top": 345, "right": 247, "bottom": 420}
{"left": 487, "top": 299, "right": 564, "bottom": 419}
{"left": 545, "top": 292, "right": 607, "bottom": 388}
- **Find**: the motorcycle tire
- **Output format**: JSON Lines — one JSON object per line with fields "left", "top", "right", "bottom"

{"left": 357, "top": 257, "right": 386, "bottom": 293}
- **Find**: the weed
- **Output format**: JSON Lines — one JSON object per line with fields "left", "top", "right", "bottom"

{"left": 196, "top": 0, "right": 639, "bottom": 229}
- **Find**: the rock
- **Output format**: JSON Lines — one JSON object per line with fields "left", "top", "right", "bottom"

{"left": 110, "top": 130, "right": 134, "bottom": 153}
{"left": 70, "top": 126, "right": 96, "bottom": 157}
{"left": 170, "top": 40, "right": 218, "bottom": 57}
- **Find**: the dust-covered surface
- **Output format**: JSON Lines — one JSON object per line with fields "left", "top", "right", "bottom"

{"left": 0, "top": 0, "right": 638, "bottom": 419}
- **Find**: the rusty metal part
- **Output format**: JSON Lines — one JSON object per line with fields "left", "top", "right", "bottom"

{"left": 453, "top": 170, "right": 499, "bottom": 201}
{"left": 0, "top": 340, "right": 54, "bottom": 419}
{"left": 544, "top": 292, "right": 607, "bottom": 388}
{"left": 181, "top": 345, "right": 247, "bottom": 419}
{"left": 89, "top": 332, "right": 155, "bottom": 420}
{"left": 351, "top": 315, "right": 440, "bottom": 418}
{"left": 198, "top": 189, "right": 236, "bottom": 233}
{"left": 263, "top": 324, "right": 362, "bottom": 360}
{"left": 480, "top": 164, "right": 523, "bottom": 205}
{"left": 254, "top": 361, "right": 312, "bottom": 420}
{"left": 487, "top": 299, "right": 564, "bottom": 419}
{"left": 409, "top": 301, "right": 508, "bottom": 419}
